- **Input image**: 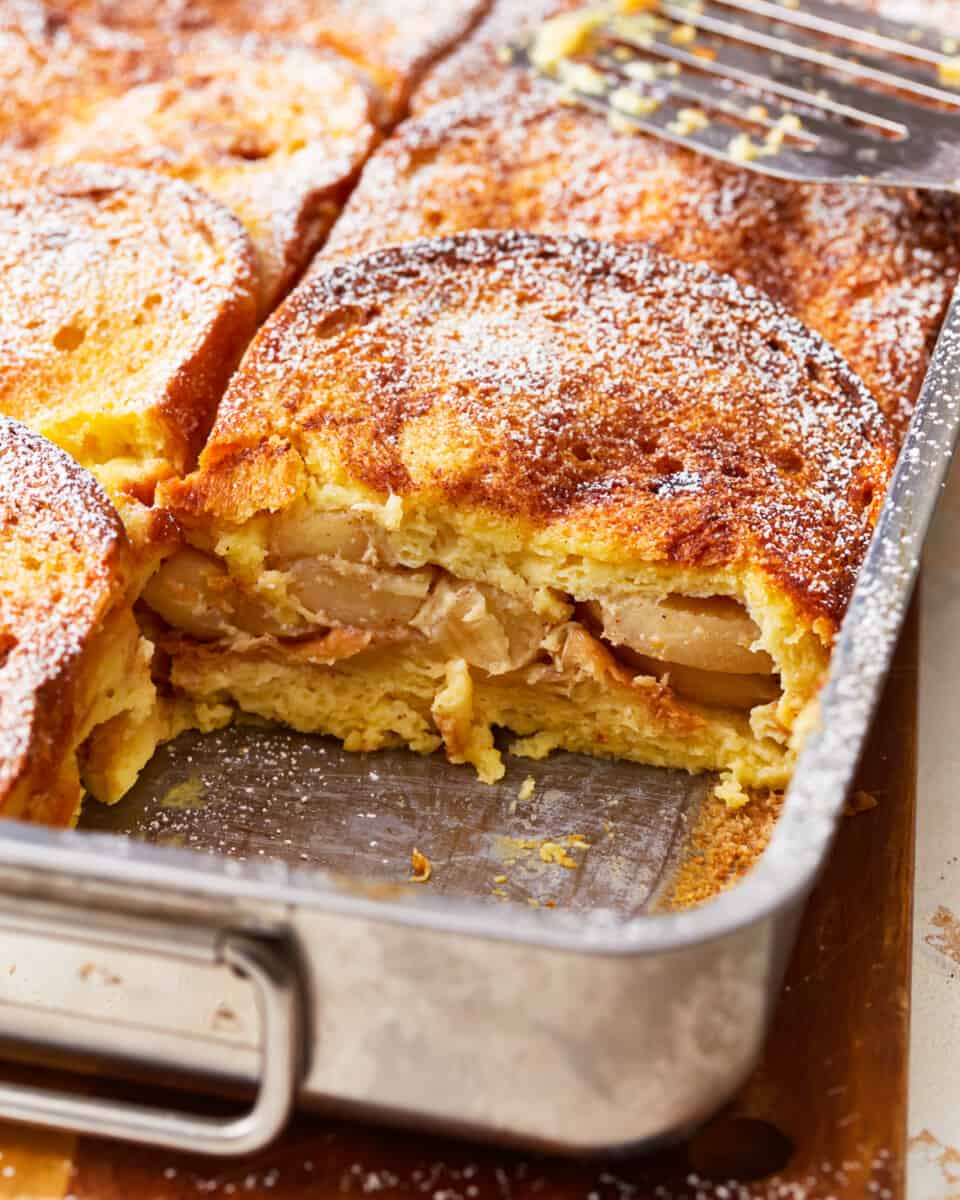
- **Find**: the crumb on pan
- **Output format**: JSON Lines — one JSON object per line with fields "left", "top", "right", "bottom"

{"left": 409, "top": 848, "right": 432, "bottom": 883}
{"left": 669, "top": 106, "right": 710, "bottom": 135}
{"left": 713, "top": 772, "right": 750, "bottom": 810}
{"left": 669, "top": 23, "right": 698, "bottom": 46}
{"left": 518, "top": 775, "right": 536, "bottom": 802}
{"left": 844, "top": 789, "right": 878, "bottom": 817}
{"left": 539, "top": 841, "right": 579, "bottom": 868}
{"left": 510, "top": 732, "right": 562, "bottom": 761}
{"left": 939, "top": 56, "right": 960, "bottom": 85}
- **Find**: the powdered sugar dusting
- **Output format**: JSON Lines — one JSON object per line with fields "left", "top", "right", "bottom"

{"left": 53, "top": 0, "right": 490, "bottom": 121}
{"left": 0, "top": 8, "right": 378, "bottom": 309}
{"left": 330, "top": 73, "right": 960, "bottom": 439}
{"left": 0, "top": 159, "right": 257, "bottom": 478}
{"left": 0, "top": 415, "right": 124, "bottom": 802}
{"left": 210, "top": 229, "right": 894, "bottom": 628}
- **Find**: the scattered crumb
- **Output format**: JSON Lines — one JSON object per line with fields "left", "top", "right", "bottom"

{"left": 518, "top": 775, "right": 536, "bottom": 802}
{"left": 925, "top": 905, "right": 960, "bottom": 966}
{"left": 212, "top": 1003, "right": 240, "bottom": 1031}
{"left": 939, "top": 56, "right": 960, "bottom": 86}
{"left": 844, "top": 789, "right": 878, "bottom": 817}
{"left": 493, "top": 833, "right": 589, "bottom": 872}
{"left": 494, "top": 874, "right": 507, "bottom": 884}
{"left": 78, "top": 963, "right": 123, "bottom": 986}
{"left": 510, "top": 731, "right": 562, "bottom": 760}
{"left": 669, "top": 22, "right": 697, "bottom": 45}
{"left": 556, "top": 59, "right": 609, "bottom": 95}
{"left": 609, "top": 85, "right": 660, "bottom": 118}
{"left": 669, "top": 106, "right": 710, "bottom": 135}
{"left": 714, "top": 772, "right": 750, "bottom": 809}
{"left": 539, "top": 841, "right": 578, "bottom": 868}
{"left": 607, "top": 10, "right": 667, "bottom": 46}
{"left": 409, "top": 848, "right": 432, "bottom": 884}
{"left": 159, "top": 776, "right": 204, "bottom": 810}
{"left": 526, "top": 897, "right": 540, "bottom": 908}
{"left": 530, "top": 10, "right": 603, "bottom": 70}
{"left": 728, "top": 132, "right": 765, "bottom": 162}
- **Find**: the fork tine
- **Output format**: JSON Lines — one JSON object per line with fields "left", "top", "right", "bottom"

{"left": 559, "top": 80, "right": 888, "bottom": 183}
{"left": 519, "top": 2, "right": 960, "bottom": 190}
{"left": 657, "top": 1, "right": 960, "bottom": 107}
{"left": 579, "top": 54, "right": 889, "bottom": 160}
{"left": 702, "top": 0, "right": 951, "bottom": 68}
{"left": 595, "top": 55, "right": 817, "bottom": 140}
{"left": 643, "top": 72, "right": 877, "bottom": 150}
{"left": 606, "top": 25, "right": 912, "bottom": 135}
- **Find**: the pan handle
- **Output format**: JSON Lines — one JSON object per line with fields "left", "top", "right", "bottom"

{"left": 0, "top": 930, "right": 303, "bottom": 1156}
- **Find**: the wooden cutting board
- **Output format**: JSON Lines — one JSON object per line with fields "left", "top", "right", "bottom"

{"left": 0, "top": 605, "right": 916, "bottom": 1200}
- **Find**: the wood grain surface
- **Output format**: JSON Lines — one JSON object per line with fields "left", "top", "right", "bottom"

{"left": 0, "top": 607, "right": 917, "bottom": 1200}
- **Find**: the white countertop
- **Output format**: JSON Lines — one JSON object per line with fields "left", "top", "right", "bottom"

{"left": 909, "top": 454, "right": 960, "bottom": 1197}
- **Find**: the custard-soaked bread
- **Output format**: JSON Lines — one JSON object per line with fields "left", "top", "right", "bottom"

{"left": 413, "top": 0, "right": 558, "bottom": 113}
{"left": 46, "top": 0, "right": 491, "bottom": 122}
{"left": 150, "top": 233, "right": 895, "bottom": 793}
{"left": 328, "top": 77, "right": 960, "bottom": 437}
{"left": 0, "top": 417, "right": 162, "bottom": 825}
{"left": 0, "top": 162, "right": 257, "bottom": 503}
{"left": 0, "top": 5, "right": 377, "bottom": 311}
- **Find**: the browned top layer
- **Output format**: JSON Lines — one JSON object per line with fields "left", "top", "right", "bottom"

{"left": 0, "top": 4, "right": 377, "bottom": 309}
{"left": 168, "top": 232, "right": 896, "bottom": 629}
{"left": 0, "top": 416, "right": 126, "bottom": 813}
{"left": 328, "top": 76, "right": 960, "bottom": 437}
{"left": 413, "top": 0, "right": 558, "bottom": 112}
{"left": 45, "top": 0, "right": 491, "bottom": 120}
{"left": 0, "top": 160, "right": 257, "bottom": 495}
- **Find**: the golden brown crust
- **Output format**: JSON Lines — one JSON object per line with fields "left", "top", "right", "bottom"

{"left": 0, "top": 160, "right": 258, "bottom": 497}
{"left": 413, "top": 0, "right": 559, "bottom": 112}
{"left": 166, "top": 231, "right": 896, "bottom": 630}
{"left": 46, "top": 0, "right": 492, "bottom": 121}
{"left": 0, "top": 5, "right": 378, "bottom": 311}
{"left": 328, "top": 75, "right": 960, "bottom": 437}
{"left": 0, "top": 417, "right": 127, "bottom": 822}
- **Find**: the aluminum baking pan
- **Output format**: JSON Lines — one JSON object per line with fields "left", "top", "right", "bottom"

{"left": 0, "top": 289, "right": 955, "bottom": 1157}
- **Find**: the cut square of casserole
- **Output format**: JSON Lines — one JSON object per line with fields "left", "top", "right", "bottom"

{"left": 0, "top": 161, "right": 257, "bottom": 510}
{"left": 46, "top": 0, "right": 492, "bottom": 123}
{"left": 0, "top": 4, "right": 378, "bottom": 310}
{"left": 0, "top": 417, "right": 163, "bottom": 825}
{"left": 151, "top": 232, "right": 895, "bottom": 794}
{"left": 329, "top": 73, "right": 960, "bottom": 440}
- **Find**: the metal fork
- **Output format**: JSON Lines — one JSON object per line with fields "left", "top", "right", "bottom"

{"left": 516, "top": 0, "right": 960, "bottom": 189}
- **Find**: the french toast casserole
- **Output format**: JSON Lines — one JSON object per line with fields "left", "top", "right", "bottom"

{"left": 0, "top": 0, "right": 957, "bottom": 824}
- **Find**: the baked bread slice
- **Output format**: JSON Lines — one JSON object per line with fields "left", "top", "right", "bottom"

{"left": 0, "top": 417, "right": 161, "bottom": 825}
{"left": 413, "top": 0, "right": 558, "bottom": 113}
{"left": 45, "top": 0, "right": 491, "bottom": 123}
{"left": 0, "top": 5, "right": 377, "bottom": 310}
{"left": 149, "top": 232, "right": 895, "bottom": 796}
{"left": 328, "top": 75, "right": 960, "bottom": 438}
{"left": 0, "top": 161, "right": 257, "bottom": 507}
